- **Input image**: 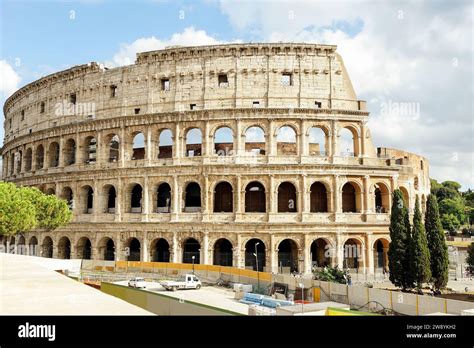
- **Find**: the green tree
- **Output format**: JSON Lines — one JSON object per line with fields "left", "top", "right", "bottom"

{"left": 409, "top": 197, "right": 431, "bottom": 292}
{"left": 439, "top": 198, "right": 466, "bottom": 225}
{"left": 441, "top": 214, "right": 460, "bottom": 234}
{"left": 0, "top": 182, "right": 37, "bottom": 236}
{"left": 425, "top": 195, "right": 449, "bottom": 290}
{"left": 466, "top": 243, "right": 474, "bottom": 276}
{"left": 388, "top": 189, "right": 413, "bottom": 290}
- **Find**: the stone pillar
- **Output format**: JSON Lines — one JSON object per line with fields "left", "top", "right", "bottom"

{"left": 172, "top": 233, "right": 179, "bottom": 263}
{"left": 300, "top": 120, "right": 308, "bottom": 157}
{"left": 172, "top": 175, "right": 180, "bottom": 220}
{"left": 268, "top": 119, "right": 275, "bottom": 157}
{"left": 146, "top": 126, "right": 152, "bottom": 164}
{"left": 142, "top": 232, "right": 149, "bottom": 262}
{"left": 303, "top": 234, "right": 311, "bottom": 274}
{"left": 235, "top": 119, "right": 242, "bottom": 156}
{"left": 270, "top": 234, "right": 277, "bottom": 273}
{"left": 58, "top": 137, "right": 65, "bottom": 167}
{"left": 360, "top": 121, "right": 367, "bottom": 157}
{"left": 120, "top": 125, "right": 126, "bottom": 167}
{"left": 335, "top": 233, "right": 344, "bottom": 268}
{"left": 96, "top": 131, "right": 102, "bottom": 164}
{"left": 236, "top": 234, "right": 243, "bottom": 268}
{"left": 173, "top": 122, "right": 181, "bottom": 161}
{"left": 269, "top": 175, "right": 276, "bottom": 213}
{"left": 115, "top": 177, "right": 122, "bottom": 222}
{"left": 203, "top": 175, "right": 209, "bottom": 215}
{"left": 365, "top": 233, "right": 374, "bottom": 274}
{"left": 203, "top": 121, "right": 211, "bottom": 157}
{"left": 92, "top": 180, "right": 99, "bottom": 222}
{"left": 333, "top": 175, "right": 341, "bottom": 213}
{"left": 202, "top": 232, "right": 209, "bottom": 265}
{"left": 363, "top": 175, "right": 370, "bottom": 213}
{"left": 331, "top": 121, "right": 337, "bottom": 157}
{"left": 143, "top": 176, "right": 149, "bottom": 221}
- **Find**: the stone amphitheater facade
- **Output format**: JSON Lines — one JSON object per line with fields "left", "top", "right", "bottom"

{"left": 1, "top": 43, "right": 430, "bottom": 274}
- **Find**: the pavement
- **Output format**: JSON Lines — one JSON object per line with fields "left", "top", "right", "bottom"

{"left": 0, "top": 253, "right": 153, "bottom": 315}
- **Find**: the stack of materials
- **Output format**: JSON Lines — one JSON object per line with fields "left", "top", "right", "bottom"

{"left": 239, "top": 292, "right": 294, "bottom": 308}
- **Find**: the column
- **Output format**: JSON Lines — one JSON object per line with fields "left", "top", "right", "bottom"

{"left": 335, "top": 233, "right": 344, "bottom": 268}
{"left": 360, "top": 121, "right": 367, "bottom": 157}
{"left": 172, "top": 175, "right": 180, "bottom": 220}
{"left": 115, "top": 177, "right": 122, "bottom": 222}
{"left": 300, "top": 120, "right": 308, "bottom": 157}
{"left": 333, "top": 175, "right": 340, "bottom": 213}
{"left": 58, "top": 137, "right": 65, "bottom": 167}
{"left": 202, "top": 232, "right": 209, "bottom": 265}
{"left": 172, "top": 233, "right": 179, "bottom": 263}
{"left": 120, "top": 125, "right": 125, "bottom": 167}
{"left": 142, "top": 232, "right": 149, "bottom": 262}
{"left": 96, "top": 131, "right": 102, "bottom": 164}
{"left": 143, "top": 176, "right": 149, "bottom": 221}
{"left": 365, "top": 233, "right": 374, "bottom": 274}
{"left": 234, "top": 234, "right": 243, "bottom": 268}
{"left": 92, "top": 180, "right": 99, "bottom": 222}
{"left": 303, "top": 234, "right": 311, "bottom": 274}
{"left": 115, "top": 236, "right": 122, "bottom": 261}
{"left": 269, "top": 175, "right": 276, "bottom": 213}
{"left": 235, "top": 119, "right": 242, "bottom": 156}
{"left": 203, "top": 175, "right": 209, "bottom": 214}
{"left": 331, "top": 120, "right": 337, "bottom": 157}
{"left": 270, "top": 234, "right": 277, "bottom": 273}
{"left": 363, "top": 175, "right": 370, "bottom": 213}
{"left": 173, "top": 122, "right": 181, "bottom": 161}
{"left": 268, "top": 119, "right": 275, "bottom": 157}
{"left": 203, "top": 121, "right": 211, "bottom": 157}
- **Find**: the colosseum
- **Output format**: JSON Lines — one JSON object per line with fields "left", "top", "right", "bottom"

{"left": 1, "top": 43, "right": 430, "bottom": 274}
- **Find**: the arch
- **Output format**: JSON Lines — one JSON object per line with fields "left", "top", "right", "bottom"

{"left": 373, "top": 238, "right": 389, "bottom": 270}
{"left": 130, "top": 184, "right": 143, "bottom": 213}
{"left": 244, "top": 126, "right": 265, "bottom": 155}
{"left": 308, "top": 127, "right": 327, "bottom": 156}
{"left": 245, "top": 181, "right": 266, "bottom": 212}
{"left": 245, "top": 238, "right": 266, "bottom": 271}
{"left": 103, "top": 185, "right": 116, "bottom": 213}
{"left": 310, "top": 182, "right": 328, "bottom": 212}
{"left": 48, "top": 142, "right": 60, "bottom": 167}
{"left": 98, "top": 237, "right": 115, "bottom": 261}
{"left": 28, "top": 236, "right": 38, "bottom": 256}
{"left": 35, "top": 145, "right": 45, "bottom": 169}
{"left": 9, "top": 153, "right": 14, "bottom": 175}
{"left": 157, "top": 182, "right": 171, "bottom": 213}
{"left": 185, "top": 128, "right": 202, "bottom": 157}
{"left": 343, "top": 238, "right": 363, "bottom": 269}
{"left": 45, "top": 187, "right": 55, "bottom": 196}
{"left": 58, "top": 236, "right": 71, "bottom": 259}
{"left": 182, "top": 238, "right": 200, "bottom": 264}
{"left": 64, "top": 139, "right": 76, "bottom": 166}
{"left": 151, "top": 238, "right": 170, "bottom": 262}
{"left": 414, "top": 177, "right": 419, "bottom": 190}
{"left": 80, "top": 185, "right": 94, "bottom": 214}
{"left": 17, "top": 235, "right": 26, "bottom": 255}
{"left": 158, "top": 129, "right": 173, "bottom": 159}
{"left": 61, "top": 186, "right": 74, "bottom": 210}
{"left": 125, "top": 237, "right": 141, "bottom": 261}
{"left": 213, "top": 181, "right": 233, "bottom": 213}
{"left": 342, "top": 182, "right": 361, "bottom": 213}
{"left": 399, "top": 186, "right": 410, "bottom": 210}
{"left": 277, "top": 239, "right": 299, "bottom": 273}
{"left": 311, "top": 238, "right": 331, "bottom": 267}
{"left": 15, "top": 150, "right": 22, "bottom": 173}
{"left": 106, "top": 134, "right": 120, "bottom": 162}
{"left": 213, "top": 238, "right": 233, "bottom": 266}
{"left": 132, "top": 132, "right": 145, "bottom": 160}
{"left": 24, "top": 148, "right": 32, "bottom": 171}
{"left": 184, "top": 182, "right": 201, "bottom": 212}
{"left": 338, "top": 127, "right": 358, "bottom": 157}
{"left": 214, "top": 126, "right": 234, "bottom": 156}
{"left": 41, "top": 236, "right": 53, "bottom": 258}
{"left": 374, "top": 182, "right": 390, "bottom": 213}
{"left": 84, "top": 136, "right": 97, "bottom": 163}
{"left": 277, "top": 125, "right": 297, "bottom": 156}
{"left": 77, "top": 237, "right": 92, "bottom": 259}
{"left": 278, "top": 181, "right": 297, "bottom": 213}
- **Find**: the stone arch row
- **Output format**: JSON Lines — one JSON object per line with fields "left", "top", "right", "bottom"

{"left": 43, "top": 178, "right": 394, "bottom": 215}
{"left": 4, "top": 233, "right": 390, "bottom": 273}
{"left": 4, "top": 121, "right": 362, "bottom": 176}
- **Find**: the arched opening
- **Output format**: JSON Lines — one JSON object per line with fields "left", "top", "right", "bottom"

{"left": 310, "top": 182, "right": 328, "bottom": 212}
{"left": 62, "top": 187, "right": 74, "bottom": 210}
{"left": 311, "top": 238, "right": 331, "bottom": 268}
{"left": 81, "top": 186, "right": 94, "bottom": 214}
{"left": 77, "top": 237, "right": 92, "bottom": 259}
{"left": 339, "top": 127, "right": 357, "bottom": 157}
{"left": 277, "top": 239, "right": 299, "bottom": 273}
{"left": 130, "top": 184, "right": 143, "bottom": 213}
{"left": 184, "top": 182, "right": 201, "bottom": 212}
{"left": 421, "top": 195, "right": 426, "bottom": 214}
{"left": 400, "top": 186, "right": 410, "bottom": 211}
{"left": 132, "top": 132, "right": 145, "bottom": 160}
{"left": 104, "top": 185, "right": 116, "bottom": 213}
{"left": 48, "top": 142, "right": 60, "bottom": 167}
{"left": 98, "top": 237, "right": 115, "bottom": 261}
{"left": 245, "top": 126, "right": 265, "bottom": 155}
{"left": 17, "top": 235, "right": 26, "bottom": 255}
{"left": 374, "top": 183, "right": 390, "bottom": 213}
{"left": 183, "top": 238, "right": 200, "bottom": 264}
{"left": 213, "top": 238, "right": 233, "bottom": 266}
{"left": 64, "top": 139, "right": 76, "bottom": 165}
{"left": 245, "top": 181, "right": 266, "bottom": 212}
{"left": 277, "top": 126, "right": 297, "bottom": 155}
{"left": 185, "top": 128, "right": 202, "bottom": 157}
{"left": 35, "top": 145, "right": 44, "bottom": 169}
{"left": 374, "top": 238, "right": 389, "bottom": 271}
{"left": 42, "top": 237, "right": 53, "bottom": 258}
{"left": 308, "top": 127, "right": 327, "bottom": 156}
{"left": 84, "top": 136, "right": 97, "bottom": 163}
{"left": 28, "top": 236, "right": 38, "bottom": 256}
{"left": 414, "top": 177, "right": 419, "bottom": 190}
{"left": 157, "top": 183, "right": 171, "bottom": 213}
{"left": 214, "top": 127, "right": 233, "bottom": 156}
{"left": 213, "top": 182, "right": 233, "bottom": 212}
{"left": 126, "top": 238, "right": 141, "bottom": 261}
{"left": 151, "top": 238, "right": 170, "bottom": 262}
{"left": 158, "top": 129, "right": 173, "bottom": 159}
{"left": 24, "top": 148, "right": 32, "bottom": 171}
{"left": 342, "top": 182, "right": 360, "bottom": 213}
{"left": 343, "top": 238, "right": 363, "bottom": 269}
{"left": 16, "top": 151, "right": 22, "bottom": 173}
{"left": 278, "top": 182, "right": 297, "bottom": 213}
{"left": 245, "top": 239, "right": 265, "bottom": 271}
{"left": 107, "top": 134, "right": 120, "bottom": 162}
{"left": 45, "top": 188, "right": 55, "bottom": 196}
{"left": 58, "top": 236, "right": 71, "bottom": 259}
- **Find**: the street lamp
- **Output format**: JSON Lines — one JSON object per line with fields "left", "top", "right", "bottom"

{"left": 192, "top": 255, "right": 195, "bottom": 274}
{"left": 253, "top": 242, "right": 260, "bottom": 292}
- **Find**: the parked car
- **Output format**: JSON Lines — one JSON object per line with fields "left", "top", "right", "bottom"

{"left": 128, "top": 277, "right": 147, "bottom": 288}
{"left": 160, "top": 274, "right": 202, "bottom": 291}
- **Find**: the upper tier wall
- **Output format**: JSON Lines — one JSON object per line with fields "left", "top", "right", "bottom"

{"left": 3, "top": 43, "right": 364, "bottom": 144}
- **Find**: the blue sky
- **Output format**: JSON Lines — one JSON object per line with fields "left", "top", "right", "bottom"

{"left": 1, "top": 0, "right": 472, "bottom": 189}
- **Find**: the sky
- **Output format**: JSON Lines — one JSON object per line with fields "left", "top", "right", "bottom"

{"left": 0, "top": 0, "right": 472, "bottom": 189}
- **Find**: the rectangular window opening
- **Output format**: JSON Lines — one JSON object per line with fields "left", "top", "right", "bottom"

{"left": 134, "top": 108, "right": 140, "bottom": 115}
{"left": 40, "top": 102, "right": 45, "bottom": 113}
{"left": 315, "top": 101, "right": 322, "bottom": 108}
{"left": 70, "top": 93, "right": 77, "bottom": 105}
{"left": 161, "top": 78, "right": 170, "bottom": 91}
{"left": 281, "top": 73, "right": 293, "bottom": 86}
{"left": 21, "top": 110, "right": 25, "bottom": 121}
{"left": 218, "top": 74, "right": 229, "bottom": 87}
{"left": 110, "top": 85, "right": 117, "bottom": 98}
{"left": 190, "top": 103, "right": 197, "bottom": 110}
{"left": 252, "top": 101, "right": 260, "bottom": 108}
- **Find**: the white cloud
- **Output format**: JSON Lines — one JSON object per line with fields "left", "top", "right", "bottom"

{"left": 109, "top": 27, "right": 225, "bottom": 67}
{"left": 218, "top": 0, "right": 474, "bottom": 189}
{"left": 0, "top": 60, "right": 21, "bottom": 98}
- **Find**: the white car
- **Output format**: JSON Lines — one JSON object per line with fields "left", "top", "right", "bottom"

{"left": 128, "top": 277, "right": 147, "bottom": 288}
